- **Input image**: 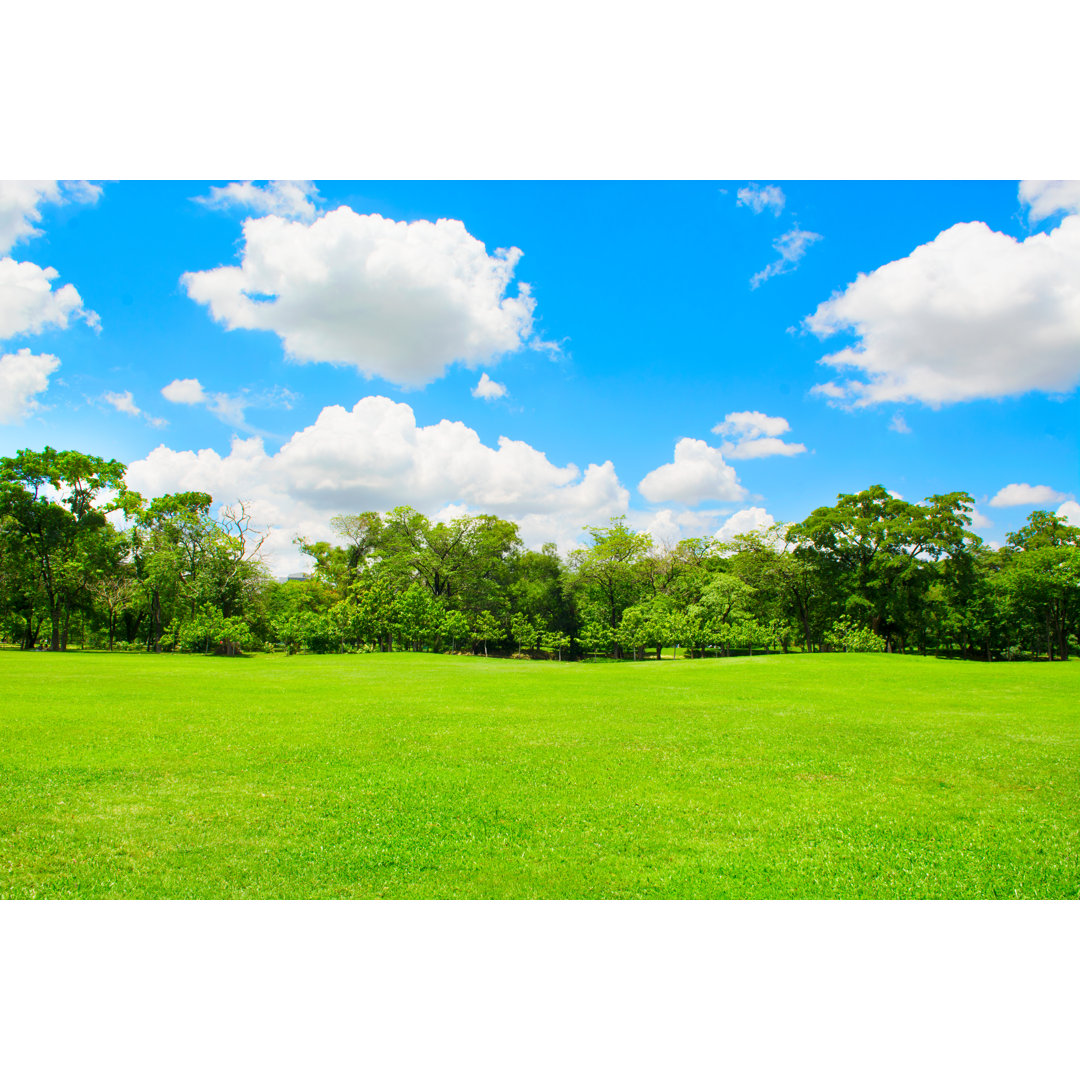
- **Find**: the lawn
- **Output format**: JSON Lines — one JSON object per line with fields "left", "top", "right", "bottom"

{"left": 1, "top": 650, "right": 1077, "bottom": 899}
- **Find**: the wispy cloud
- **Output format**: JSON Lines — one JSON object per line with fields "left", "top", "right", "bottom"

{"left": 160, "top": 377, "right": 298, "bottom": 433}
{"left": 101, "top": 389, "right": 167, "bottom": 428}
{"left": 195, "top": 180, "right": 319, "bottom": 222}
{"left": 736, "top": 184, "right": 785, "bottom": 216}
{"left": 751, "top": 228, "right": 822, "bottom": 288}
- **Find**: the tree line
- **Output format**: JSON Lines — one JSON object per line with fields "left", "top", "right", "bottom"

{"left": 2, "top": 446, "right": 1077, "bottom": 661}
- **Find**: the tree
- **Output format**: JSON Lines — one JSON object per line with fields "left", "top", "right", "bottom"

{"left": 474, "top": 610, "right": 502, "bottom": 657}
{"left": 541, "top": 627, "right": 570, "bottom": 661}
{"left": 394, "top": 583, "right": 435, "bottom": 651}
{"left": 788, "top": 486, "right": 977, "bottom": 652}
{"left": 0, "top": 447, "right": 126, "bottom": 650}
{"left": 824, "top": 616, "right": 885, "bottom": 653}
{"left": 510, "top": 612, "right": 539, "bottom": 655}
{"left": 441, "top": 609, "right": 472, "bottom": 653}
{"left": 568, "top": 517, "right": 652, "bottom": 656}
{"left": 1004, "top": 512, "right": 1080, "bottom": 661}
{"left": 121, "top": 492, "right": 269, "bottom": 652}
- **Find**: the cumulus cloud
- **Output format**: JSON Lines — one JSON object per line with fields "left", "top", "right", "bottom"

{"left": 736, "top": 184, "right": 785, "bottom": 215}
{"left": 195, "top": 180, "right": 319, "bottom": 222}
{"left": 715, "top": 506, "right": 776, "bottom": 542}
{"left": 989, "top": 483, "right": 1069, "bottom": 507}
{"left": 0, "top": 183, "right": 100, "bottom": 346}
{"left": 102, "top": 389, "right": 167, "bottom": 428}
{"left": 0, "top": 349, "right": 60, "bottom": 423}
{"left": 161, "top": 378, "right": 207, "bottom": 404}
{"left": 182, "top": 208, "right": 538, "bottom": 387}
{"left": 0, "top": 257, "right": 98, "bottom": 341}
{"left": 629, "top": 507, "right": 725, "bottom": 548}
{"left": 1019, "top": 180, "right": 1080, "bottom": 223}
{"left": 124, "top": 396, "right": 630, "bottom": 575}
{"left": 806, "top": 214, "right": 1080, "bottom": 406}
{"left": 1058, "top": 500, "right": 1080, "bottom": 527}
{"left": 969, "top": 508, "right": 993, "bottom": 529}
{"left": 711, "top": 411, "right": 807, "bottom": 459}
{"left": 751, "top": 228, "right": 821, "bottom": 288}
{"left": 628, "top": 505, "right": 778, "bottom": 549}
{"left": 472, "top": 372, "right": 507, "bottom": 400}
{"left": 715, "top": 411, "right": 790, "bottom": 439}
{"left": 638, "top": 438, "right": 746, "bottom": 505}
{"left": 0, "top": 180, "right": 102, "bottom": 255}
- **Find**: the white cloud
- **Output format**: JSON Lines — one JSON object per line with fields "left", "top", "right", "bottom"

{"left": 989, "top": 483, "right": 1069, "bottom": 507}
{"left": 751, "top": 227, "right": 822, "bottom": 288}
{"left": 472, "top": 372, "right": 507, "bottom": 400}
{"left": 102, "top": 389, "right": 167, "bottom": 427}
{"left": 806, "top": 214, "right": 1080, "bottom": 406}
{"left": 811, "top": 381, "right": 847, "bottom": 400}
{"left": 629, "top": 507, "right": 725, "bottom": 548}
{"left": 124, "top": 396, "right": 630, "bottom": 575}
{"left": 1058, "top": 500, "right": 1080, "bottom": 527}
{"left": 714, "top": 506, "right": 776, "bottom": 542}
{"left": 889, "top": 412, "right": 911, "bottom": 434}
{"left": 722, "top": 436, "right": 806, "bottom": 459}
{"left": 736, "top": 184, "right": 785, "bottom": 215}
{"left": 711, "top": 411, "right": 806, "bottom": 459}
{"left": 0, "top": 180, "right": 102, "bottom": 255}
{"left": 0, "top": 349, "right": 60, "bottom": 423}
{"left": 1019, "top": 180, "right": 1080, "bottom": 223}
{"left": 715, "top": 411, "right": 790, "bottom": 440}
{"left": 182, "top": 207, "right": 538, "bottom": 387}
{"left": 160, "top": 377, "right": 295, "bottom": 431}
{"left": 638, "top": 438, "right": 746, "bottom": 505}
{"left": 196, "top": 180, "right": 319, "bottom": 222}
{"left": 969, "top": 508, "right": 993, "bottom": 529}
{"left": 161, "top": 377, "right": 207, "bottom": 404}
{"left": 0, "top": 257, "right": 98, "bottom": 341}
{"left": 206, "top": 393, "right": 250, "bottom": 427}
{"left": 103, "top": 390, "right": 141, "bottom": 416}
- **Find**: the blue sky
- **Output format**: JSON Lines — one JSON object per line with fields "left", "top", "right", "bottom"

{"left": 2, "top": 179, "right": 1078, "bottom": 572}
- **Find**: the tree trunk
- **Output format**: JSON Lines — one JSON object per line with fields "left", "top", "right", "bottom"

{"left": 148, "top": 588, "right": 164, "bottom": 652}
{"left": 22, "top": 614, "right": 41, "bottom": 650}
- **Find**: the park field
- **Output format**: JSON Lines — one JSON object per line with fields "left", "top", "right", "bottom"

{"left": 1, "top": 650, "right": 1077, "bottom": 899}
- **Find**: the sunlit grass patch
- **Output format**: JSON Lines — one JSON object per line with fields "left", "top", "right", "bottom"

{"left": 1, "top": 651, "right": 1077, "bottom": 898}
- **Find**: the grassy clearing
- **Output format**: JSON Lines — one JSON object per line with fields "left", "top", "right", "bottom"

{"left": 1, "top": 651, "right": 1077, "bottom": 899}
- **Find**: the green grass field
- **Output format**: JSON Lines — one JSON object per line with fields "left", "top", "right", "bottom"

{"left": 1, "top": 650, "right": 1077, "bottom": 899}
